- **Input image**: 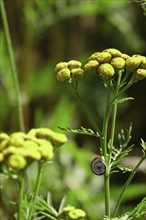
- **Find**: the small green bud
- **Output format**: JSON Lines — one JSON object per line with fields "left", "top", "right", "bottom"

{"left": 103, "top": 48, "right": 122, "bottom": 57}
{"left": 68, "top": 60, "right": 82, "bottom": 69}
{"left": 8, "top": 154, "right": 27, "bottom": 170}
{"left": 71, "top": 68, "right": 84, "bottom": 78}
{"left": 111, "top": 57, "right": 125, "bottom": 70}
{"left": 55, "top": 62, "right": 68, "bottom": 72}
{"left": 136, "top": 69, "right": 146, "bottom": 80}
{"left": 57, "top": 68, "right": 70, "bottom": 82}
{"left": 98, "top": 63, "right": 115, "bottom": 77}
{"left": 68, "top": 209, "right": 86, "bottom": 219}
{"left": 84, "top": 60, "right": 99, "bottom": 72}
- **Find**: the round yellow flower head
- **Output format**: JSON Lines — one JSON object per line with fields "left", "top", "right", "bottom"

{"left": 84, "top": 60, "right": 99, "bottom": 72}
{"left": 57, "top": 68, "right": 70, "bottom": 82}
{"left": 0, "top": 133, "right": 9, "bottom": 141}
{"left": 139, "top": 56, "right": 146, "bottom": 69}
{"left": 103, "top": 48, "right": 122, "bottom": 57}
{"left": 51, "top": 132, "right": 68, "bottom": 146}
{"left": 8, "top": 154, "right": 27, "bottom": 170}
{"left": 125, "top": 56, "right": 142, "bottom": 70}
{"left": 71, "top": 68, "right": 84, "bottom": 78}
{"left": 62, "top": 206, "right": 75, "bottom": 213}
{"left": 0, "top": 153, "right": 4, "bottom": 162}
{"left": 136, "top": 69, "right": 146, "bottom": 80}
{"left": 68, "top": 209, "right": 86, "bottom": 219}
{"left": 39, "top": 145, "right": 54, "bottom": 160}
{"left": 111, "top": 57, "right": 125, "bottom": 70}
{"left": 3, "top": 145, "right": 17, "bottom": 155}
{"left": 98, "top": 63, "right": 115, "bottom": 77}
{"left": 93, "top": 52, "right": 112, "bottom": 63}
{"left": 22, "top": 140, "right": 39, "bottom": 149}
{"left": 120, "top": 53, "right": 130, "bottom": 60}
{"left": 55, "top": 62, "right": 68, "bottom": 72}
{"left": 68, "top": 60, "right": 82, "bottom": 69}
{"left": 10, "top": 132, "right": 26, "bottom": 147}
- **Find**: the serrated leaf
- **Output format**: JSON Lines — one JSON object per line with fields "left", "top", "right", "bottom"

{"left": 140, "top": 139, "right": 146, "bottom": 151}
{"left": 114, "top": 97, "right": 134, "bottom": 104}
{"left": 104, "top": 214, "right": 132, "bottom": 220}
{"left": 129, "top": 197, "right": 146, "bottom": 218}
{"left": 58, "top": 126, "right": 99, "bottom": 137}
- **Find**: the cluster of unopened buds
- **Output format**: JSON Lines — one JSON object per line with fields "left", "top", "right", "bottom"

{"left": 0, "top": 128, "right": 67, "bottom": 171}
{"left": 57, "top": 206, "right": 86, "bottom": 220}
{"left": 55, "top": 48, "right": 146, "bottom": 81}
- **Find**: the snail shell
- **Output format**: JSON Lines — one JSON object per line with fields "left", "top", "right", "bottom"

{"left": 91, "top": 156, "right": 106, "bottom": 175}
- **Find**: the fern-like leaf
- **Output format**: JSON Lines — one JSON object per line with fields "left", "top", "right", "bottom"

{"left": 129, "top": 197, "right": 146, "bottom": 218}
{"left": 58, "top": 126, "right": 99, "bottom": 137}
{"left": 114, "top": 97, "right": 134, "bottom": 104}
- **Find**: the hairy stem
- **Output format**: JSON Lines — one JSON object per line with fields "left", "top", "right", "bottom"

{"left": 27, "top": 161, "right": 45, "bottom": 220}
{"left": 1, "top": 0, "right": 25, "bottom": 132}
{"left": 113, "top": 153, "right": 146, "bottom": 217}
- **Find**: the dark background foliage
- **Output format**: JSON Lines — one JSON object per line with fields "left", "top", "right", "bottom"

{"left": 0, "top": 0, "right": 146, "bottom": 219}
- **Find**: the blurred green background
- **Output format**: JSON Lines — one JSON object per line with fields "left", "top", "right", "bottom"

{"left": 0, "top": 0, "right": 146, "bottom": 219}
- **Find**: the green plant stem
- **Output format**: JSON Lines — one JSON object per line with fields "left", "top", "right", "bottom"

{"left": 113, "top": 153, "right": 146, "bottom": 217}
{"left": 0, "top": 0, "right": 25, "bottom": 132}
{"left": 101, "top": 79, "right": 111, "bottom": 217}
{"left": 109, "top": 71, "right": 122, "bottom": 165}
{"left": 27, "top": 161, "right": 45, "bottom": 220}
{"left": 18, "top": 171, "right": 25, "bottom": 220}
{"left": 71, "top": 82, "right": 101, "bottom": 136}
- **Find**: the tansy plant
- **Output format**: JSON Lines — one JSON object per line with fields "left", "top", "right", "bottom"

{"left": 55, "top": 48, "right": 146, "bottom": 219}
{"left": 0, "top": 1, "right": 86, "bottom": 220}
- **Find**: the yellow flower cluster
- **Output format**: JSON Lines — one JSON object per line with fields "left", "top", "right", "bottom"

{"left": 0, "top": 128, "right": 67, "bottom": 171}
{"left": 57, "top": 206, "right": 86, "bottom": 219}
{"left": 55, "top": 60, "right": 84, "bottom": 82}
{"left": 84, "top": 48, "right": 146, "bottom": 78}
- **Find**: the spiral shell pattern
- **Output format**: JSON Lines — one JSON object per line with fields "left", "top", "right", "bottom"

{"left": 91, "top": 156, "right": 106, "bottom": 175}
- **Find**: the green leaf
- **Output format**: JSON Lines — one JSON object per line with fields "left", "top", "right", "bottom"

{"left": 114, "top": 97, "right": 134, "bottom": 104}
{"left": 58, "top": 195, "right": 67, "bottom": 213}
{"left": 58, "top": 126, "right": 99, "bottom": 137}
{"left": 129, "top": 197, "right": 146, "bottom": 218}
{"left": 117, "top": 165, "right": 133, "bottom": 173}
{"left": 140, "top": 139, "right": 146, "bottom": 151}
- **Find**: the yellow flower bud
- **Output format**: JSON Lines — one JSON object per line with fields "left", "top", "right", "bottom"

{"left": 68, "top": 60, "right": 82, "bottom": 69}
{"left": 63, "top": 206, "right": 75, "bottom": 212}
{"left": 55, "top": 62, "right": 68, "bottom": 72}
{"left": 103, "top": 48, "right": 122, "bottom": 57}
{"left": 51, "top": 133, "right": 68, "bottom": 146}
{"left": 111, "top": 57, "right": 125, "bottom": 70}
{"left": 0, "top": 153, "right": 4, "bottom": 162}
{"left": 57, "top": 68, "right": 70, "bottom": 82}
{"left": 136, "top": 69, "right": 146, "bottom": 80}
{"left": 26, "top": 149, "right": 41, "bottom": 160}
{"left": 8, "top": 154, "right": 27, "bottom": 170}
{"left": 98, "top": 63, "right": 115, "bottom": 77}
{"left": 0, "top": 139, "right": 10, "bottom": 151}
{"left": 68, "top": 209, "right": 86, "bottom": 219}
{"left": 121, "top": 53, "right": 130, "bottom": 60}
{"left": 39, "top": 145, "right": 54, "bottom": 160}
{"left": 3, "top": 146, "right": 17, "bottom": 155}
{"left": 84, "top": 60, "right": 99, "bottom": 72}
{"left": 10, "top": 132, "right": 26, "bottom": 147}
{"left": 139, "top": 56, "right": 146, "bottom": 69}
{"left": 22, "top": 140, "right": 39, "bottom": 149}
{"left": 94, "top": 52, "right": 112, "bottom": 63}
{"left": 125, "top": 57, "right": 142, "bottom": 69}
{"left": 0, "top": 133, "right": 9, "bottom": 142}
{"left": 71, "top": 68, "right": 84, "bottom": 78}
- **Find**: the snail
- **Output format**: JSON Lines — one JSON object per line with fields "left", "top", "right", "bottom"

{"left": 91, "top": 155, "right": 106, "bottom": 175}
